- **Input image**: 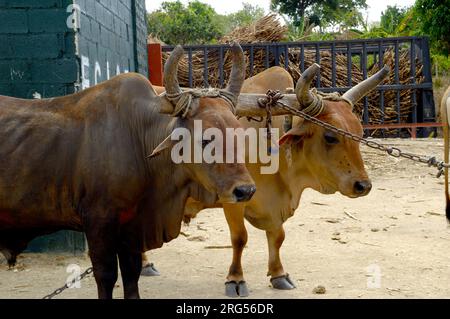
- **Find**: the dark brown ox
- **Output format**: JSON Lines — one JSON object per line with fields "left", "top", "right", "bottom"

{"left": 145, "top": 64, "right": 389, "bottom": 297}
{"left": 0, "top": 44, "right": 258, "bottom": 299}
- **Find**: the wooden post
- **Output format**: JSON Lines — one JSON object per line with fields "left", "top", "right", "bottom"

{"left": 148, "top": 43, "right": 163, "bottom": 86}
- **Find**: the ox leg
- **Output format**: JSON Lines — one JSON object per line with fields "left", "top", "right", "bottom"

{"left": 84, "top": 217, "right": 119, "bottom": 299}
{"left": 223, "top": 204, "right": 249, "bottom": 298}
{"left": 266, "top": 226, "right": 295, "bottom": 290}
{"left": 141, "top": 252, "right": 160, "bottom": 277}
{"left": 118, "top": 248, "right": 142, "bottom": 299}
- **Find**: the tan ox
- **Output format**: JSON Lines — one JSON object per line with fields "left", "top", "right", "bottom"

{"left": 146, "top": 64, "right": 390, "bottom": 297}
{"left": 441, "top": 85, "right": 450, "bottom": 222}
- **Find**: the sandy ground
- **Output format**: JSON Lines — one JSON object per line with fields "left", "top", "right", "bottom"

{"left": 1, "top": 138, "right": 449, "bottom": 299}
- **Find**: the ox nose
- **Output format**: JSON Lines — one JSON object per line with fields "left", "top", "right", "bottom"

{"left": 353, "top": 180, "right": 372, "bottom": 195}
{"left": 233, "top": 185, "right": 256, "bottom": 202}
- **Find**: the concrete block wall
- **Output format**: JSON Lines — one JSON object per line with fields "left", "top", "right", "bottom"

{"left": 0, "top": 0, "right": 78, "bottom": 98}
{"left": 132, "top": 0, "right": 148, "bottom": 76}
{"left": 0, "top": 0, "right": 147, "bottom": 97}
{"left": 74, "top": 0, "right": 148, "bottom": 89}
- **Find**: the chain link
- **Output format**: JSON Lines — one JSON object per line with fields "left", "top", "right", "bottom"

{"left": 42, "top": 267, "right": 93, "bottom": 299}
{"left": 259, "top": 90, "right": 282, "bottom": 155}
{"left": 261, "top": 90, "right": 450, "bottom": 178}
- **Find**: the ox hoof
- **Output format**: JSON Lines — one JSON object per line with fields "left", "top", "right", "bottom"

{"left": 270, "top": 274, "right": 296, "bottom": 290}
{"left": 141, "top": 263, "right": 160, "bottom": 277}
{"left": 225, "top": 280, "right": 249, "bottom": 298}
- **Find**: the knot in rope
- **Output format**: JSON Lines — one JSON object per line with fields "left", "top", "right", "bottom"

{"left": 166, "top": 89, "right": 237, "bottom": 118}
{"left": 301, "top": 94, "right": 324, "bottom": 118}
{"left": 311, "top": 88, "right": 354, "bottom": 109}
{"left": 299, "top": 88, "right": 355, "bottom": 118}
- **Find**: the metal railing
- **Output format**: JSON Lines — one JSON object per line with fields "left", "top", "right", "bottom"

{"left": 161, "top": 36, "right": 435, "bottom": 137}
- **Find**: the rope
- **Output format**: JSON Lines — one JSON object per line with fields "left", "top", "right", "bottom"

{"left": 297, "top": 88, "right": 354, "bottom": 118}
{"left": 301, "top": 90, "right": 324, "bottom": 118}
{"left": 165, "top": 89, "right": 237, "bottom": 118}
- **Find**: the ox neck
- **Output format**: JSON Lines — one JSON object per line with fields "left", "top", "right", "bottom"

{"left": 135, "top": 104, "right": 216, "bottom": 208}
{"left": 279, "top": 146, "right": 318, "bottom": 205}
{"left": 144, "top": 119, "right": 189, "bottom": 184}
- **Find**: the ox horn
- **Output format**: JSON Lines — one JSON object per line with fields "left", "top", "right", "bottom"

{"left": 235, "top": 62, "right": 322, "bottom": 118}
{"left": 164, "top": 45, "right": 183, "bottom": 96}
{"left": 295, "top": 63, "right": 321, "bottom": 108}
{"left": 159, "top": 45, "right": 184, "bottom": 114}
{"left": 225, "top": 42, "right": 246, "bottom": 101}
{"left": 343, "top": 65, "right": 390, "bottom": 105}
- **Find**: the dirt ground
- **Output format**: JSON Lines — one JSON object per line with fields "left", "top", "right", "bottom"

{"left": 1, "top": 138, "right": 449, "bottom": 299}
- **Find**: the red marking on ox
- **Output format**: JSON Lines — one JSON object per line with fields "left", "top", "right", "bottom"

{"left": 119, "top": 207, "right": 136, "bottom": 225}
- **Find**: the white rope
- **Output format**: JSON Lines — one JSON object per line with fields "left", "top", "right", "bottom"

{"left": 165, "top": 89, "right": 237, "bottom": 118}
{"left": 300, "top": 88, "right": 355, "bottom": 118}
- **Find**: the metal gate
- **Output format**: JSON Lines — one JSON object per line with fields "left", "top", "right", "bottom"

{"left": 159, "top": 36, "right": 435, "bottom": 138}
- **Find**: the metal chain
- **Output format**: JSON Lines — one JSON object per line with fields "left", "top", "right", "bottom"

{"left": 259, "top": 90, "right": 282, "bottom": 155}
{"left": 42, "top": 267, "right": 93, "bottom": 299}
{"left": 262, "top": 90, "right": 450, "bottom": 178}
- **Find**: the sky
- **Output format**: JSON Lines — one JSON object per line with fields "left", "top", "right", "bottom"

{"left": 145, "top": 0, "right": 416, "bottom": 23}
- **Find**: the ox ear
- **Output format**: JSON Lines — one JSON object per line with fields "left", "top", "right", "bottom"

{"left": 278, "top": 127, "right": 306, "bottom": 146}
{"left": 148, "top": 135, "right": 173, "bottom": 158}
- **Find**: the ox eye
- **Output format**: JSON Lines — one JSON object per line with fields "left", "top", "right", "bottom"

{"left": 324, "top": 132, "right": 339, "bottom": 145}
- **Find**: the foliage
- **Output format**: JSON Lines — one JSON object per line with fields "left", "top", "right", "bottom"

{"left": 271, "top": 0, "right": 367, "bottom": 30}
{"left": 365, "top": 1, "right": 449, "bottom": 73}
{"left": 395, "top": 6, "right": 421, "bottom": 36}
{"left": 432, "top": 53, "right": 450, "bottom": 76}
{"left": 358, "top": 25, "right": 390, "bottom": 39}
{"left": 219, "top": 3, "right": 265, "bottom": 34}
{"left": 308, "top": 0, "right": 366, "bottom": 32}
{"left": 414, "top": 0, "right": 450, "bottom": 55}
{"left": 147, "top": 1, "right": 265, "bottom": 45}
{"left": 373, "top": 1, "right": 449, "bottom": 55}
{"left": 380, "top": 5, "right": 408, "bottom": 35}
{"left": 281, "top": 15, "right": 315, "bottom": 41}
{"left": 147, "top": 0, "right": 223, "bottom": 45}
{"left": 270, "top": 0, "right": 317, "bottom": 27}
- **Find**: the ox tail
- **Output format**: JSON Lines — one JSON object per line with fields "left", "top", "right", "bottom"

{"left": 442, "top": 93, "right": 450, "bottom": 222}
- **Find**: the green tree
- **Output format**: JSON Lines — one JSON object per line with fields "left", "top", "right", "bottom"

{"left": 414, "top": 0, "right": 450, "bottom": 55}
{"left": 271, "top": 0, "right": 367, "bottom": 30}
{"left": 380, "top": 5, "right": 407, "bottom": 35}
{"left": 271, "top": 0, "right": 317, "bottom": 27}
{"left": 226, "top": 3, "right": 265, "bottom": 32}
{"left": 308, "top": 0, "right": 366, "bottom": 32}
{"left": 147, "top": 0, "right": 223, "bottom": 45}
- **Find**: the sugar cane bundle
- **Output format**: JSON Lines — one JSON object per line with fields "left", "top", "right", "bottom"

{"left": 161, "top": 15, "right": 425, "bottom": 136}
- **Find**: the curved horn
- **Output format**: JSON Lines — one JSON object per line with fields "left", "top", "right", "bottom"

{"left": 226, "top": 42, "right": 246, "bottom": 100}
{"left": 295, "top": 63, "right": 320, "bottom": 107}
{"left": 343, "top": 65, "right": 390, "bottom": 105}
{"left": 164, "top": 45, "right": 184, "bottom": 97}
